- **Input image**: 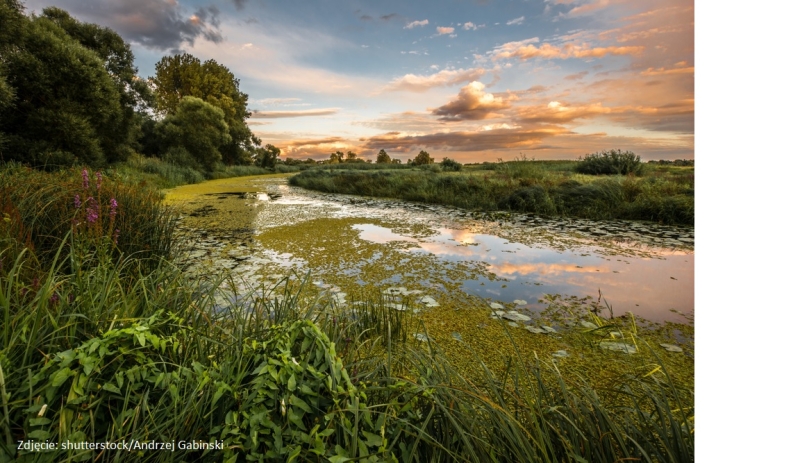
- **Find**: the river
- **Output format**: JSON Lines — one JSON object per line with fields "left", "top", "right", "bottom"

{"left": 166, "top": 174, "right": 693, "bottom": 325}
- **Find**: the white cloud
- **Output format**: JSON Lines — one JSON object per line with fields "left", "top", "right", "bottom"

{"left": 436, "top": 26, "right": 455, "bottom": 35}
{"left": 382, "top": 68, "right": 487, "bottom": 92}
{"left": 507, "top": 16, "right": 525, "bottom": 26}
{"left": 404, "top": 19, "right": 429, "bottom": 29}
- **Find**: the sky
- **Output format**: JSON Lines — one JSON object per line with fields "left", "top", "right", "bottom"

{"left": 21, "top": 0, "right": 694, "bottom": 162}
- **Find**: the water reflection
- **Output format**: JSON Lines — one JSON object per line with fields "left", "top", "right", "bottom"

{"left": 354, "top": 223, "right": 693, "bottom": 323}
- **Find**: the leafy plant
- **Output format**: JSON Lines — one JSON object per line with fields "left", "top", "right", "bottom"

{"left": 576, "top": 149, "right": 642, "bottom": 175}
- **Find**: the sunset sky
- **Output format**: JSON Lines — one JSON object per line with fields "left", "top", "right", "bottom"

{"left": 22, "top": 0, "right": 694, "bottom": 162}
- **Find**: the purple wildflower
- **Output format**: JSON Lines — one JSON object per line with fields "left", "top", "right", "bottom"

{"left": 32, "top": 277, "right": 40, "bottom": 289}
{"left": 74, "top": 194, "right": 81, "bottom": 209}
{"left": 109, "top": 198, "right": 118, "bottom": 219}
{"left": 68, "top": 294, "right": 75, "bottom": 304}
{"left": 49, "top": 293, "right": 59, "bottom": 305}
{"left": 82, "top": 169, "right": 89, "bottom": 190}
{"left": 85, "top": 197, "right": 98, "bottom": 223}
{"left": 95, "top": 171, "right": 102, "bottom": 190}
{"left": 113, "top": 228, "right": 120, "bottom": 244}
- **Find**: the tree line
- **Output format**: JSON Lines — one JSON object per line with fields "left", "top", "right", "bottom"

{"left": 0, "top": 1, "right": 450, "bottom": 173}
{"left": 0, "top": 0, "right": 280, "bottom": 172}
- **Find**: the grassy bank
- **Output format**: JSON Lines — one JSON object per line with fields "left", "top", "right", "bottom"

{"left": 289, "top": 160, "right": 694, "bottom": 225}
{"left": 0, "top": 165, "right": 693, "bottom": 462}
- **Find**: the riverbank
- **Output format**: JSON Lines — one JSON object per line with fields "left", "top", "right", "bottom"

{"left": 289, "top": 160, "right": 694, "bottom": 225}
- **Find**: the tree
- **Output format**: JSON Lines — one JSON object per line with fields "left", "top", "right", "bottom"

{"left": 345, "top": 151, "right": 358, "bottom": 162}
{"left": 0, "top": 8, "right": 133, "bottom": 168}
{"left": 328, "top": 153, "right": 340, "bottom": 164}
{"left": 331, "top": 151, "right": 344, "bottom": 163}
{"left": 155, "top": 97, "right": 231, "bottom": 172}
{"left": 376, "top": 149, "right": 391, "bottom": 164}
{"left": 441, "top": 157, "right": 463, "bottom": 171}
{"left": 258, "top": 144, "right": 280, "bottom": 168}
{"left": 411, "top": 150, "right": 434, "bottom": 166}
{"left": 151, "top": 54, "right": 254, "bottom": 165}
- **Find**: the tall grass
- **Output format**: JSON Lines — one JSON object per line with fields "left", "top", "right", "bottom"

{"left": 290, "top": 161, "right": 694, "bottom": 225}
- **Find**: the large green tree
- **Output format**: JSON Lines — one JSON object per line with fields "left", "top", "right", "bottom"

{"left": 151, "top": 54, "right": 256, "bottom": 165}
{"left": 0, "top": 5, "right": 145, "bottom": 167}
{"left": 155, "top": 97, "right": 231, "bottom": 172}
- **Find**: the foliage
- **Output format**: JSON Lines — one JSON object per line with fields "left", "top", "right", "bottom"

{"left": 440, "top": 157, "right": 462, "bottom": 172}
{"left": 376, "top": 149, "right": 391, "bottom": 164}
{"left": 0, "top": 163, "right": 176, "bottom": 271}
{"left": 410, "top": 150, "right": 434, "bottom": 166}
{"left": 576, "top": 149, "right": 642, "bottom": 175}
{"left": 0, "top": 6, "right": 146, "bottom": 168}
{"left": 156, "top": 97, "right": 231, "bottom": 172}
{"left": 151, "top": 53, "right": 256, "bottom": 165}
{"left": 259, "top": 144, "right": 281, "bottom": 168}
{"left": 291, "top": 160, "right": 694, "bottom": 225}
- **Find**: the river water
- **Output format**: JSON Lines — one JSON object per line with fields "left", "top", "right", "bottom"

{"left": 171, "top": 176, "right": 693, "bottom": 324}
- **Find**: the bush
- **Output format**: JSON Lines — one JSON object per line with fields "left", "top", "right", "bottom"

{"left": 440, "top": 157, "right": 463, "bottom": 172}
{"left": 576, "top": 149, "right": 642, "bottom": 175}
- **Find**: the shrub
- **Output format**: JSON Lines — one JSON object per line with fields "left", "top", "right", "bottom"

{"left": 576, "top": 149, "right": 642, "bottom": 175}
{"left": 440, "top": 157, "right": 463, "bottom": 171}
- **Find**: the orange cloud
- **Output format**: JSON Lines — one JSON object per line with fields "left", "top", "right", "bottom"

{"left": 432, "top": 81, "right": 513, "bottom": 121}
{"left": 493, "top": 42, "right": 644, "bottom": 61}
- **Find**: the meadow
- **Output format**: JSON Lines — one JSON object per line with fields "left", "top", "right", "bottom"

{"left": 0, "top": 162, "right": 693, "bottom": 462}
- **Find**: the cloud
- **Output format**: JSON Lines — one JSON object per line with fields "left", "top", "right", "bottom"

{"left": 382, "top": 68, "right": 487, "bottom": 92}
{"left": 231, "top": 0, "right": 247, "bottom": 11}
{"left": 463, "top": 22, "right": 483, "bottom": 30}
{"left": 254, "top": 98, "right": 303, "bottom": 106}
{"left": 436, "top": 26, "right": 456, "bottom": 35}
{"left": 404, "top": 19, "right": 428, "bottom": 28}
{"left": 506, "top": 16, "right": 525, "bottom": 25}
{"left": 432, "top": 81, "right": 513, "bottom": 121}
{"left": 363, "top": 125, "right": 568, "bottom": 152}
{"left": 381, "top": 13, "right": 400, "bottom": 21}
{"left": 32, "top": 0, "right": 226, "bottom": 52}
{"left": 565, "top": 71, "right": 589, "bottom": 80}
{"left": 493, "top": 40, "right": 643, "bottom": 61}
{"left": 250, "top": 108, "right": 339, "bottom": 119}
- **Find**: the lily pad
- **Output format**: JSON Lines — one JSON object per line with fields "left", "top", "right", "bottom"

{"left": 580, "top": 321, "right": 599, "bottom": 330}
{"left": 660, "top": 343, "right": 683, "bottom": 353}
{"left": 414, "top": 333, "right": 430, "bottom": 342}
{"left": 507, "top": 322, "right": 519, "bottom": 328}
{"left": 540, "top": 325, "right": 557, "bottom": 333}
{"left": 513, "top": 299, "right": 528, "bottom": 306}
{"left": 452, "top": 332, "right": 463, "bottom": 341}
{"left": 502, "top": 311, "right": 531, "bottom": 322}
{"left": 490, "top": 302, "right": 504, "bottom": 310}
{"left": 525, "top": 326, "right": 547, "bottom": 334}
{"left": 552, "top": 350, "right": 569, "bottom": 358}
{"left": 419, "top": 296, "right": 440, "bottom": 307}
{"left": 599, "top": 342, "right": 637, "bottom": 354}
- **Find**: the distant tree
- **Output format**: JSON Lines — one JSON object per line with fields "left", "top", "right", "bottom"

{"left": 411, "top": 150, "right": 434, "bottom": 166}
{"left": 258, "top": 144, "right": 281, "bottom": 168}
{"left": 345, "top": 151, "right": 358, "bottom": 162}
{"left": 392, "top": 158, "right": 402, "bottom": 164}
{"left": 155, "top": 97, "right": 231, "bottom": 172}
{"left": 376, "top": 149, "right": 391, "bottom": 164}
{"left": 151, "top": 53, "right": 255, "bottom": 165}
{"left": 441, "top": 157, "right": 463, "bottom": 171}
{"left": 331, "top": 151, "right": 344, "bottom": 163}
{"left": 328, "top": 153, "right": 340, "bottom": 164}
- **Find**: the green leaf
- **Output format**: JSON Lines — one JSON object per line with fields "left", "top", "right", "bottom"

{"left": 103, "top": 383, "right": 121, "bottom": 394}
{"left": 28, "top": 417, "right": 51, "bottom": 426}
{"left": 49, "top": 367, "right": 74, "bottom": 388}
{"left": 288, "top": 374, "right": 296, "bottom": 392}
{"left": 28, "top": 430, "right": 50, "bottom": 440}
{"left": 328, "top": 456, "right": 351, "bottom": 463}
